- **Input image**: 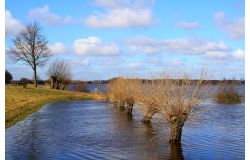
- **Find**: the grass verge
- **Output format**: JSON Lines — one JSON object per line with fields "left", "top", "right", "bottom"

{"left": 5, "top": 85, "right": 107, "bottom": 128}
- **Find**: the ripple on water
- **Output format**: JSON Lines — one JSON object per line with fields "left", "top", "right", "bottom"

{"left": 6, "top": 100, "right": 244, "bottom": 159}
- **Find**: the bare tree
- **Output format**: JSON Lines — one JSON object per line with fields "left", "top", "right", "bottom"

{"left": 136, "top": 72, "right": 212, "bottom": 143}
{"left": 47, "top": 60, "right": 72, "bottom": 90}
{"left": 9, "top": 22, "right": 51, "bottom": 87}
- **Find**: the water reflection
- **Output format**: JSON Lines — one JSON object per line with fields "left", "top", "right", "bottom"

{"left": 170, "top": 142, "right": 184, "bottom": 160}
{"left": 29, "top": 114, "right": 38, "bottom": 160}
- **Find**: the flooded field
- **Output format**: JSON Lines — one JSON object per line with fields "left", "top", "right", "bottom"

{"left": 6, "top": 99, "right": 244, "bottom": 159}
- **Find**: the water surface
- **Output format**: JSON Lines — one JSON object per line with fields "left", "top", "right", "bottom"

{"left": 6, "top": 100, "right": 244, "bottom": 159}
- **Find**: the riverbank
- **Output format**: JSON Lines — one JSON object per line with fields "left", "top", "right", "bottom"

{"left": 5, "top": 85, "right": 107, "bottom": 128}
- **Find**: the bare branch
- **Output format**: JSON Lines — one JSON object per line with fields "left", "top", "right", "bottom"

{"left": 9, "top": 21, "right": 51, "bottom": 87}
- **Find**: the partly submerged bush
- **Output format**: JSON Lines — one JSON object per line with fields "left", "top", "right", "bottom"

{"left": 214, "top": 82, "right": 241, "bottom": 104}
{"left": 107, "top": 77, "right": 139, "bottom": 114}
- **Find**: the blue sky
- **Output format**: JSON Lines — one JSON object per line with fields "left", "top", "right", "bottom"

{"left": 5, "top": 0, "right": 245, "bottom": 80}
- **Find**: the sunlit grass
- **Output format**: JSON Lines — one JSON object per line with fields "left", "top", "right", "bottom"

{"left": 5, "top": 85, "right": 106, "bottom": 128}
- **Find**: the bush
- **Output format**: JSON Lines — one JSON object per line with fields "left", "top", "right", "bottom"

{"left": 214, "top": 82, "right": 241, "bottom": 104}
{"left": 107, "top": 78, "right": 139, "bottom": 114}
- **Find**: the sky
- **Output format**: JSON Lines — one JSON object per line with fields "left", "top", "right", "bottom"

{"left": 5, "top": 0, "right": 245, "bottom": 80}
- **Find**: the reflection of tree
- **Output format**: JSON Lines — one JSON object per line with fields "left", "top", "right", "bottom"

{"left": 126, "top": 114, "right": 133, "bottom": 121}
{"left": 29, "top": 114, "right": 39, "bottom": 159}
{"left": 170, "top": 142, "right": 184, "bottom": 160}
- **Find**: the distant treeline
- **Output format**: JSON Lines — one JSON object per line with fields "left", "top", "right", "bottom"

{"left": 11, "top": 78, "right": 45, "bottom": 85}
{"left": 10, "top": 78, "right": 245, "bottom": 85}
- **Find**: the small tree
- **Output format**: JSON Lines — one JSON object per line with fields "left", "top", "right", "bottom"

{"left": 47, "top": 60, "right": 72, "bottom": 90}
{"left": 9, "top": 21, "right": 51, "bottom": 87}
{"left": 5, "top": 70, "right": 13, "bottom": 84}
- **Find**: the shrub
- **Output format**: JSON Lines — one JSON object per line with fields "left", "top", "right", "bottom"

{"left": 107, "top": 77, "right": 139, "bottom": 115}
{"left": 214, "top": 82, "right": 241, "bottom": 104}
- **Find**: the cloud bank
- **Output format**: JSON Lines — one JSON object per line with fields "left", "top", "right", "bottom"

{"left": 214, "top": 11, "right": 244, "bottom": 40}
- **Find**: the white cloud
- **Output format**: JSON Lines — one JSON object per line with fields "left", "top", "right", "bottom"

{"left": 126, "top": 36, "right": 230, "bottom": 56}
{"left": 69, "top": 58, "right": 90, "bottom": 67}
{"left": 49, "top": 42, "right": 67, "bottom": 54}
{"left": 170, "top": 59, "right": 184, "bottom": 66}
{"left": 232, "top": 49, "right": 244, "bottom": 60}
{"left": 84, "top": 0, "right": 156, "bottom": 28}
{"left": 94, "top": 0, "right": 131, "bottom": 9}
{"left": 214, "top": 12, "right": 244, "bottom": 40}
{"left": 73, "top": 36, "right": 120, "bottom": 56}
{"left": 5, "top": 10, "right": 24, "bottom": 36}
{"left": 81, "top": 59, "right": 90, "bottom": 65}
{"left": 177, "top": 21, "right": 199, "bottom": 30}
{"left": 126, "top": 62, "right": 142, "bottom": 69}
{"left": 204, "top": 51, "right": 229, "bottom": 58}
{"left": 28, "top": 5, "right": 75, "bottom": 26}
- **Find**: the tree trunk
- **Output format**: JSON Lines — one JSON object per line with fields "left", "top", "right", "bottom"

{"left": 33, "top": 67, "right": 37, "bottom": 87}
{"left": 125, "top": 102, "right": 134, "bottom": 115}
{"left": 50, "top": 79, "right": 53, "bottom": 89}
{"left": 56, "top": 80, "right": 60, "bottom": 89}
{"left": 142, "top": 108, "right": 157, "bottom": 123}
{"left": 61, "top": 83, "right": 65, "bottom": 90}
{"left": 169, "top": 122, "right": 184, "bottom": 143}
{"left": 169, "top": 115, "right": 187, "bottom": 143}
{"left": 118, "top": 101, "right": 126, "bottom": 111}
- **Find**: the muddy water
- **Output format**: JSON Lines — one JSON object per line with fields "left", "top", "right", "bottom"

{"left": 6, "top": 100, "right": 244, "bottom": 159}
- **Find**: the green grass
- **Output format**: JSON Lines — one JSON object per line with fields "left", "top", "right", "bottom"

{"left": 5, "top": 85, "right": 106, "bottom": 128}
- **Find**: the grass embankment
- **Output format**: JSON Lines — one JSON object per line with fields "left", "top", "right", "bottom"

{"left": 5, "top": 85, "right": 107, "bottom": 128}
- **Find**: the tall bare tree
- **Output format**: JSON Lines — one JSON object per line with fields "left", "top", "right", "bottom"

{"left": 9, "top": 22, "right": 51, "bottom": 87}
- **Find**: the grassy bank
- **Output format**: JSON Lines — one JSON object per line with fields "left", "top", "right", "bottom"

{"left": 5, "top": 85, "right": 107, "bottom": 128}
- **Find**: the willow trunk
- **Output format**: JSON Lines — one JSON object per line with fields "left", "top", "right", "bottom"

{"left": 142, "top": 108, "right": 157, "bottom": 123}
{"left": 169, "top": 121, "right": 185, "bottom": 143}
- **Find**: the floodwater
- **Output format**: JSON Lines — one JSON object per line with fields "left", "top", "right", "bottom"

{"left": 6, "top": 99, "right": 244, "bottom": 159}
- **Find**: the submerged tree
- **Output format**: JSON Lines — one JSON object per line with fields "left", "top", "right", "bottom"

{"left": 136, "top": 72, "right": 211, "bottom": 143}
{"left": 108, "top": 78, "right": 139, "bottom": 115}
{"left": 47, "top": 60, "right": 72, "bottom": 90}
{"left": 9, "top": 22, "right": 51, "bottom": 87}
